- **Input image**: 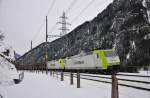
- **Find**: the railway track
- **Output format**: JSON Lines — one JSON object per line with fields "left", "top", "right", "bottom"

{"left": 80, "top": 74, "right": 150, "bottom": 84}
{"left": 58, "top": 72, "right": 150, "bottom": 91}
{"left": 117, "top": 73, "right": 150, "bottom": 78}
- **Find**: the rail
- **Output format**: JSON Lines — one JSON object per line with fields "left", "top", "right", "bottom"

{"left": 61, "top": 72, "right": 150, "bottom": 91}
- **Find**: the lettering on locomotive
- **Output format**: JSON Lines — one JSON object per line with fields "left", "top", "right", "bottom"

{"left": 74, "top": 61, "right": 84, "bottom": 65}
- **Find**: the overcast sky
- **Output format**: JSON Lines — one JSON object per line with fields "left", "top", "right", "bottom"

{"left": 0, "top": 0, "right": 113, "bottom": 55}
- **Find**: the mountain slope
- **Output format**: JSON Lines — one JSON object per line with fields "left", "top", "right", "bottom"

{"left": 17, "top": 0, "right": 150, "bottom": 70}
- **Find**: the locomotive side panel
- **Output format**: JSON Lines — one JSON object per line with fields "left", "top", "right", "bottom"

{"left": 47, "top": 60, "right": 60, "bottom": 69}
{"left": 65, "top": 54, "right": 97, "bottom": 69}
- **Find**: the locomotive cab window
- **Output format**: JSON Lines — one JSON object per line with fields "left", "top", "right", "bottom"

{"left": 105, "top": 51, "right": 116, "bottom": 57}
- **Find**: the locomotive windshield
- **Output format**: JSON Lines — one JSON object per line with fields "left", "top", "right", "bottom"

{"left": 105, "top": 51, "right": 117, "bottom": 57}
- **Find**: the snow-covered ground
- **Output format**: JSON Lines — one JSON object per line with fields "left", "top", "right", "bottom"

{"left": 0, "top": 71, "right": 150, "bottom": 98}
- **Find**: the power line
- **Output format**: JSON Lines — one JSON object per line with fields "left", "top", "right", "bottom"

{"left": 47, "top": 0, "right": 78, "bottom": 37}
{"left": 48, "top": 0, "right": 76, "bottom": 34}
{"left": 47, "top": 12, "right": 71, "bottom": 42}
{"left": 47, "top": 0, "right": 95, "bottom": 38}
{"left": 46, "top": 0, "right": 56, "bottom": 16}
{"left": 32, "top": 0, "right": 56, "bottom": 42}
{"left": 32, "top": 19, "right": 45, "bottom": 41}
{"left": 65, "top": 0, "right": 78, "bottom": 14}
{"left": 48, "top": 0, "right": 76, "bottom": 35}
{"left": 71, "top": 0, "right": 96, "bottom": 24}
{"left": 48, "top": 23, "right": 57, "bottom": 34}
{"left": 46, "top": 0, "right": 96, "bottom": 39}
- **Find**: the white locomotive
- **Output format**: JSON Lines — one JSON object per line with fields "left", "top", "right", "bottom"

{"left": 47, "top": 49, "right": 120, "bottom": 73}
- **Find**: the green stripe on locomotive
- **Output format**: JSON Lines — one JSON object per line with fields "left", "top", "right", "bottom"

{"left": 59, "top": 58, "right": 65, "bottom": 70}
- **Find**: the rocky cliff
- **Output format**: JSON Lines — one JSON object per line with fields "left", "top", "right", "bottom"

{"left": 16, "top": 0, "right": 150, "bottom": 70}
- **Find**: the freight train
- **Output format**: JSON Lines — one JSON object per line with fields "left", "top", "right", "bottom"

{"left": 47, "top": 49, "right": 120, "bottom": 73}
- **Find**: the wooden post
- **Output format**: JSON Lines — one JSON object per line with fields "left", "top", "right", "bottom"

{"left": 61, "top": 71, "right": 64, "bottom": 81}
{"left": 77, "top": 71, "right": 80, "bottom": 88}
{"left": 56, "top": 71, "right": 58, "bottom": 78}
{"left": 52, "top": 71, "right": 54, "bottom": 77}
{"left": 46, "top": 68, "right": 48, "bottom": 75}
{"left": 50, "top": 70, "right": 52, "bottom": 76}
{"left": 70, "top": 72, "right": 73, "bottom": 85}
{"left": 111, "top": 72, "right": 119, "bottom": 98}
{"left": 41, "top": 66, "right": 43, "bottom": 73}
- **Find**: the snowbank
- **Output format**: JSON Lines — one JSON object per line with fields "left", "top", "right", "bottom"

{"left": 0, "top": 41, "right": 23, "bottom": 86}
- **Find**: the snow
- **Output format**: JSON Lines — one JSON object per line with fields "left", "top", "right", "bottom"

{"left": 146, "top": 11, "right": 150, "bottom": 23}
{"left": 0, "top": 71, "right": 150, "bottom": 98}
{"left": 0, "top": 42, "right": 15, "bottom": 61}
{"left": 126, "top": 53, "right": 130, "bottom": 59}
{"left": 0, "top": 63, "right": 22, "bottom": 86}
{"left": 131, "top": 41, "right": 136, "bottom": 50}
{"left": 139, "top": 70, "right": 150, "bottom": 76}
{"left": 126, "top": 41, "right": 136, "bottom": 59}
{"left": 0, "top": 41, "right": 23, "bottom": 86}
{"left": 143, "top": 0, "right": 147, "bottom": 8}
{"left": 144, "top": 33, "right": 150, "bottom": 40}
{"left": 143, "top": 0, "right": 150, "bottom": 23}
{"left": 0, "top": 72, "right": 111, "bottom": 98}
{"left": 0, "top": 55, "right": 17, "bottom": 86}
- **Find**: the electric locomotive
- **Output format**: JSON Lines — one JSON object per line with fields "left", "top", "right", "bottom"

{"left": 47, "top": 49, "right": 120, "bottom": 73}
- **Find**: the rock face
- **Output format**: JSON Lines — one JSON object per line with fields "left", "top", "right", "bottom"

{"left": 16, "top": 0, "right": 150, "bottom": 70}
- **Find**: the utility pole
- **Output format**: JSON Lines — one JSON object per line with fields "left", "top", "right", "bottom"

{"left": 77, "top": 70, "right": 80, "bottom": 88}
{"left": 70, "top": 72, "right": 73, "bottom": 85}
{"left": 45, "top": 16, "right": 48, "bottom": 73}
{"left": 31, "top": 40, "right": 32, "bottom": 50}
{"left": 46, "top": 16, "right": 48, "bottom": 42}
{"left": 58, "top": 11, "right": 70, "bottom": 36}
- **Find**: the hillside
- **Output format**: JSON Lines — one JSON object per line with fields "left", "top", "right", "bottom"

{"left": 16, "top": 0, "right": 150, "bottom": 70}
